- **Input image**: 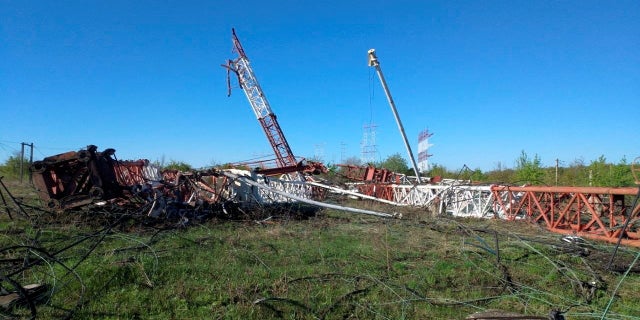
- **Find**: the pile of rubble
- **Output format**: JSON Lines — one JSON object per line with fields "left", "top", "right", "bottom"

{"left": 28, "top": 145, "right": 331, "bottom": 220}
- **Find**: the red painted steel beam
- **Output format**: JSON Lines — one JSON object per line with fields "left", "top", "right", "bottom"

{"left": 490, "top": 185, "right": 640, "bottom": 247}
{"left": 491, "top": 185, "right": 638, "bottom": 195}
{"left": 113, "top": 160, "right": 149, "bottom": 186}
{"left": 337, "top": 164, "right": 402, "bottom": 183}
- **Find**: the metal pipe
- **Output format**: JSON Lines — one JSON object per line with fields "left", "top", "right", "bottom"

{"left": 491, "top": 185, "right": 639, "bottom": 195}
{"left": 367, "top": 49, "right": 422, "bottom": 184}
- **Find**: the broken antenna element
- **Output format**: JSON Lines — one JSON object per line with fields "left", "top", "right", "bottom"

{"left": 222, "top": 28, "right": 326, "bottom": 177}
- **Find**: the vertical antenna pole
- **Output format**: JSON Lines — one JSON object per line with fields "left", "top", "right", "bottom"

{"left": 367, "top": 49, "right": 422, "bottom": 183}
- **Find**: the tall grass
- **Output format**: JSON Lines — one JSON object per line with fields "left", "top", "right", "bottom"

{"left": 2, "top": 191, "right": 640, "bottom": 319}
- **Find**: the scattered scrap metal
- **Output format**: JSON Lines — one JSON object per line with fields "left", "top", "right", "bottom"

{"left": 2, "top": 145, "right": 640, "bottom": 319}
{"left": 29, "top": 145, "right": 288, "bottom": 215}
{"left": 26, "top": 145, "right": 394, "bottom": 221}
{"left": 22, "top": 145, "right": 640, "bottom": 246}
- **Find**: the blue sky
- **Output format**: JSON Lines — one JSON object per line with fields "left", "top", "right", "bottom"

{"left": 1, "top": 1, "right": 638, "bottom": 171}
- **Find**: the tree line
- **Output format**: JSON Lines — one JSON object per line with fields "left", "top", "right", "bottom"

{"left": 338, "top": 151, "right": 638, "bottom": 188}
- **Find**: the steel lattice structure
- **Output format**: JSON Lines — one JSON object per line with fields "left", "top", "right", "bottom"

{"left": 25, "top": 144, "right": 640, "bottom": 246}
{"left": 490, "top": 185, "right": 640, "bottom": 246}
{"left": 322, "top": 178, "right": 640, "bottom": 246}
{"left": 224, "top": 29, "right": 297, "bottom": 169}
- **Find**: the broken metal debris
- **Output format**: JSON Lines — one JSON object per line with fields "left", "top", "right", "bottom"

{"left": 26, "top": 145, "right": 389, "bottom": 222}
{"left": 0, "top": 148, "right": 393, "bottom": 319}
{"left": 30, "top": 145, "right": 151, "bottom": 211}
{"left": 23, "top": 145, "right": 640, "bottom": 247}
{"left": 329, "top": 162, "right": 640, "bottom": 247}
{"left": 338, "top": 164, "right": 406, "bottom": 184}
{"left": 222, "top": 170, "right": 398, "bottom": 219}
{"left": 0, "top": 284, "right": 48, "bottom": 311}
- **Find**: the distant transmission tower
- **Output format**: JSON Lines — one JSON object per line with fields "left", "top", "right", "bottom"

{"left": 314, "top": 143, "right": 325, "bottom": 162}
{"left": 361, "top": 123, "right": 378, "bottom": 164}
{"left": 418, "top": 129, "right": 433, "bottom": 173}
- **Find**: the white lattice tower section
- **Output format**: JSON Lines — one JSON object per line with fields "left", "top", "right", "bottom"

{"left": 222, "top": 170, "right": 497, "bottom": 218}
{"left": 418, "top": 129, "right": 433, "bottom": 173}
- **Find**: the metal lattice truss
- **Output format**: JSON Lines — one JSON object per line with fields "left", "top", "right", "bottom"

{"left": 298, "top": 179, "right": 640, "bottom": 247}
{"left": 330, "top": 182, "right": 496, "bottom": 218}
{"left": 220, "top": 171, "right": 314, "bottom": 204}
{"left": 252, "top": 178, "right": 498, "bottom": 219}
{"left": 224, "top": 29, "right": 297, "bottom": 168}
{"left": 244, "top": 175, "right": 640, "bottom": 246}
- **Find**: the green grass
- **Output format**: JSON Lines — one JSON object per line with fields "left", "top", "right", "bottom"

{"left": 2, "top": 182, "right": 640, "bottom": 319}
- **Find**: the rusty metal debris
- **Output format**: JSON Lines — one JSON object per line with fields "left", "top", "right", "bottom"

{"left": 0, "top": 284, "right": 48, "bottom": 311}
{"left": 23, "top": 145, "right": 640, "bottom": 247}
{"left": 28, "top": 145, "right": 228, "bottom": 216}
{"left": 27, "top": 145, "right": 364, "bottom": 222}
{"left": 30, "top": 145, "right": 148, "bottom": 211}
{"left": 338, "top": 164, "right": 406, "bottom": 184}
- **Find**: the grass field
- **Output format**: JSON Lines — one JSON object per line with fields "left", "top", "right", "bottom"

{"left": 2, "top": 180, "right": 640, "bottom": 319}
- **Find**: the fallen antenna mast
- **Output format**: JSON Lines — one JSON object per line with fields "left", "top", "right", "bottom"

{"left": 224, "top": 28, "right": 297, "bottom": 169}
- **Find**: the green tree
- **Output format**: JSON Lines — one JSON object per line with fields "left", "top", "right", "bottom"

{"left": 556, "top": 158, "right": 587, "bottom": 186}
{"left": 612, "top": 157, "right": 635, "bottom": 186}
{"left": 163, "top": 160, "right": 193, "bottom": 172}
{"left": 0, "top": 152, "right": 30, "bottom": 179}
{"left": 469, "top": 168, "right": 487, "bottom": 182}
{"left": 342, "top": 156, "right": 362, "bottom": 166}
{"left": 515, "top": 150, "right": 545, "bottom": 184}
{"left": 587, "top": 155, "right": 608, "bottom": 186}
{"left": 428, "top": 163, "right": 449, "bottom": 179}
{"left": 587, "top": 155, "right": 634, "bottom": 187}
{"left": 485, "top": 162, "right": 515, "bottom": 183}
{"left": 378, "top": 153, "right": 410, "bottom": 174}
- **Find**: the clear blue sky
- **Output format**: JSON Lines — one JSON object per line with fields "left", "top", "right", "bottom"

{"left": 1, "top": 1, "right": 638, "bottom": 171}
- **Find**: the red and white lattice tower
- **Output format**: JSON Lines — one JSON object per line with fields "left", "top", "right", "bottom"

{"left": 418, "top": 129, "right": 433, "bottom": 173}
{"left": 224, "top": 28, "right": 297, "bottom": 169}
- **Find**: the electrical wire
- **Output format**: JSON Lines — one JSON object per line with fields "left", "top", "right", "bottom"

{"left": 601, "top": 251, "right": 640, "bottom": 319}
{"left": 607, "top": 186, "right": 640, "bottom": 270}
